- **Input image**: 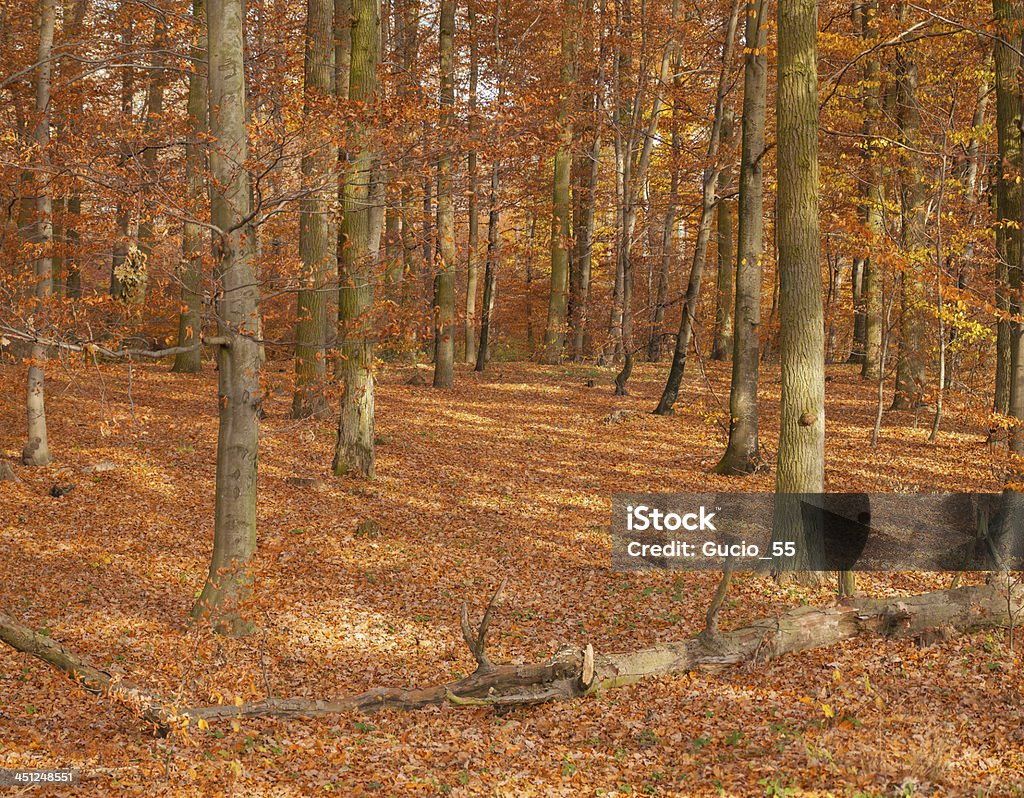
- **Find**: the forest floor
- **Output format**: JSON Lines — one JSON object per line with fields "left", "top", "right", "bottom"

{"left": 0, "top": 356, "right": 1021, "bottom": 797}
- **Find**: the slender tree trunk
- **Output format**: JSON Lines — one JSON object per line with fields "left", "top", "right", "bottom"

{"left": 432, "top": 0, "right": 456, "bottom": 387}
{"left": 464, "top": 3, "right": 480, "bottom": 364}
{"left": 173, "top": 0, "right": 209, "bottom": 373}
{"left": 191, "top": 0, "right": 262, "bottom": 636}
{"left": 859, "top": 0, "right": 883, "bottom": 380}
{"left": 772, "top": 0, "right": 825, "bottom": 584}
{"left": 135, "top": 9, "right": 167, "bottom": 298}
{"left": 994, "top": 0, "right": 1021, "bottom": 428}
{"left": 293, "top": 0, "right": 338, "bottom": 417}
{"left": 22, "top": 0, "right": 57, "bottom": 468}
{"left": 848, "top": 257, "right": 865, "bottom": 363}
{"left": 711, "top": 109, "right": 735, "bottom": 362}
{"left": 653, "top": 0, "right": 740, "bottom": 414}
{"left": 614, "top": 0, "right": 678, "bottom": 393}
{"left": 714, "top": 0, "right": 767, "bottom": 475}
{"left": 333, "top": 0, "right": 379, "bottom": 477}
{"left": 476, "top": 162, "right": 500, "bottom": 372}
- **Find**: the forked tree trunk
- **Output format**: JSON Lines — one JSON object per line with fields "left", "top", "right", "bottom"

{"left": 713, "top": 0, "right": 767, "bottom": 476}
{"left": 190, "top": 0, "right": 262, "bottom": 637}
{"left": 772, "top": 0, "right": 825, "bottom": 583}
{"left": 432, "top": 0, "right": 456, "bottom": 387}
{"left": 172, "top": 0, "right": 208, "bottom": 374}
{"left": 22, "top": 0, "right": 57, "bottom": 468}
{"left": 334, "top": 0, "right": 379, "bottom": 478}
{"left": 292, "top": 0, "right": 338, "bottom": 418}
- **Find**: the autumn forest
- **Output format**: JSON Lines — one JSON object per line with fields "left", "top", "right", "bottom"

{"left": 2, "top": 0, "right": 1024, "bottom": 794}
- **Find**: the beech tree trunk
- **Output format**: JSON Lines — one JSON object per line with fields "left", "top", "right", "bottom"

{"left": 891, "top": 1, "right": 928, "bottom": 411}
{"left": 334, "top": 0, "right": 379, "bottom": 477}
{"left": 293, "top": 0, "right": 338, "bottom": 418}
{"left": 543, "top": 0, "right": 575, "bottom": 365}
{"left": 190, "top": 0, "right": 262, "bottom": 636}
{"left": 172, "top": 0, "right": 209, "bottom": 374}
{"left": 711, "top": 110, "right": 735, "bottom": 362}
{"left": 464, "top": 3, "right": 480, "bottom": 365}
{"left": 773, "top": 0, "right": 825, "bottom": 581}
{"left": 714, "top": 0, "right": 767, "bottom": 475}
{"left": 476, "top": 162, "right": 500, "bottom": 372}
{"left": 432, "top": 0, "right": 456, "bottom": 388}
{"left": 22, "top": 0, "right": 57, "bottom": 468}
{"left": 994, "top": 0, "right": 1022, "bottom": 428}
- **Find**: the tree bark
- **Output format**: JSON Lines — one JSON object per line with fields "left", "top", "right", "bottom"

{"left": 713, "top": 0, "right": 767, "bottom": 475}
{"left": 432, "top": 0, "right": 456, "bottom": 387}
{"left": 772, "top": 0, "right": 825, "bottom": 583}
{"left": 4, "top": 583, "right": 1021, "bottom": 731}
{"left": 333, "top": 0, "right": 379, "bottom": 478}
{"left": 293, "top": 0, "right": 338, "bottom": 417}
{"left": 464, "top": 2, "right": 480, "bottom": 365}
{"left": 993, "top": 0, "right": 1022, "bottom": 429}
{"left": 711, "top": 110, "right": 735, "bottom": 362}
{"left": 22, "top": 0, "right": 57, "bottom": 468}
{"left": 475, "top": 162, "right": 500, "bottom": 372}
{"left": 543, "top": 0, "right": 576, "bottom": 365}
{"left": 890, "top": 1, "right": 928, "bottom": 411}
{"left": 190, "top": 0, "right": 262, "bottom": 636}
{"left": 173, "top": 0, "right": 209, "bottom": 374}
{"left": 858, "top": 0, "right": 883, "bottom": 381}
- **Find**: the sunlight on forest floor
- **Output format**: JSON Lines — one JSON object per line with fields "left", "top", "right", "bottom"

{"left": 0, "top": 358, "right": 1019, "bottom": 796}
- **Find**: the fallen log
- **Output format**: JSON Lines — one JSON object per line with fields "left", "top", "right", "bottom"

{"left": 2, "top": 579, "right": 1021, "bottom": 733}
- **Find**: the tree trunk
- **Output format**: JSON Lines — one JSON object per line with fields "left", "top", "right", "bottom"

{"left": 891, "top": 2, "right": 928, "bottom": 411}
{"left": 293, "top": 0, "right": 338, "bottom": 418}
{"left": 476, "top": 162, "right": 500, "bottom": 372}
{"left": 993, "top": 0, "right": 1022, "bottom": 428}
{"left": 772, "top": 0, "right": 825, "bottom": 583}
{"left": 713, "top": 0, "right": 767, "bottom": 475}
{"left": 653, "top": 0, "right": 740, "bottom": 415}
{"left": 190, "top": 0, "right": 262, "bottom": 636}
{"left": 432, "top": 0, "right": 456, "bottom": 387}
{"left": 543, "top": 0, "right": 575, "bottom": 365}
{"left": 614, "top": 0, "right": 678, "bottom": 393}
{"left": 173, "top": 0, "right": 209, "bottom": 374}
{"left": 22, "top": 0, "right": 57, "bottom": 468}
{"left": 848, "top": 256, "right": 866, "bottom": 363}
{"left": 334, "top": 0, "right": 379, "bottom": 477}
{"left": 464, "top": 3, "right": 480, "bottom": 365}
{"left": 859, "top": 0, "right": 883, "bottom": 381}
{"left": 711, "top": 110, "right": 735, "bottom": 362}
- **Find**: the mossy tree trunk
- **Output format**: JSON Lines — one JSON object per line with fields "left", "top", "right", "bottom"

{"left": 333, "top": 0, "right": 379, "bottom": 477}
{"left": 293, "top": 0, "right": 338, "bottom": 417}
